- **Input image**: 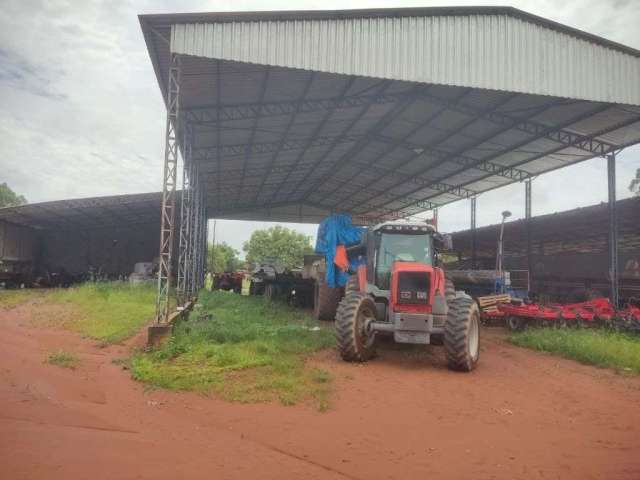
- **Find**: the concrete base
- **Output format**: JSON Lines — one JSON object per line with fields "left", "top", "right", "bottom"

{"left": 146, "top": 324, "right": 173, "bottom": 349}
{"left": 146, "top": 300, "right": 196, "bottom": 348}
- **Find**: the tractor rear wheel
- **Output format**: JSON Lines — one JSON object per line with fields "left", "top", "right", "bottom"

{"left": 444, "top": 296, "right": 480, "bottom": 372}
{"left": 345, "top": 274, "right": 359, "bottom": 296}
{"left": 313, "top": 278, "right": 341, "bottom": 321}
{"left": 444, "top": 278, "right": 456, "bottom": 301}
{"left": 336, "top": 293, "right": 377, "bottom": 362}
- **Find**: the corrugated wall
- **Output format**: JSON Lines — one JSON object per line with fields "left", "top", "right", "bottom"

{"left": 171, "top": 14, "right": 640, "bottom": 105}
{"left": 40, "top": 224, "right": 161, "bottom": 276}
{"left": 0, "top": 220, "right": 35, "bottom": 262}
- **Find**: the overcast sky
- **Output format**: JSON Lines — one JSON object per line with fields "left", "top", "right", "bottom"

{"left": 1, "top": 0, "right": 639, "bottom": 256}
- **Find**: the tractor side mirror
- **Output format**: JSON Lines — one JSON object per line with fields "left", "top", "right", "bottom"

{"left": 434, "top": 233, "right": 453, "bottom": 251}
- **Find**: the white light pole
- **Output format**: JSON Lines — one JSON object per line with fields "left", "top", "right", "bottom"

{"left": 496, "top": 210, "right": 512, "bottom": 293}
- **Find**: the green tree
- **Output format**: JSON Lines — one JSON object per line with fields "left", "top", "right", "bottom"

{"left": 208, "top": 242, "right": 242, "bottom": 273}
{"left": 630, "top": 168, "right": 640, "bottom": 196}
{"left": 0, "top": 183, "right": 27, "bottom": 207}
{"left": 243, "top": 226, "right": 313, "bottom": 269}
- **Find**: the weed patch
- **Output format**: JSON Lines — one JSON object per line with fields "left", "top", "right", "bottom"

{"left": 132, "top": 290, "right": 334, "bottom": 410}
{"left": 46, "top": 350, "right": 79, "bottom": 369}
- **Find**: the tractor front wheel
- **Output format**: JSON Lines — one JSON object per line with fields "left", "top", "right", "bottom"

{"left": 444, "top": 296, "right": 480, "bottom": 372}
{"left": 336, "top": 293, "right": 377, "bottom": 362}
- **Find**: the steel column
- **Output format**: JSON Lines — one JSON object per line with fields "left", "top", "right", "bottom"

{"left": 191, "top": 165, "right": 202, "bottom": 294}
{"left": 525, "top": 178, "right": 532, "bottom": 276}
{"left": 607, "top": 153, "right": 619, "bottom": 308}
{"left": 177, "top": 126, "right": 193, "bottom": 306}
{"left": 471, "top": 196, "right": 477, "bottom": 269}
{"left": 156, "top": 54, "right": 181, "bottom": 323}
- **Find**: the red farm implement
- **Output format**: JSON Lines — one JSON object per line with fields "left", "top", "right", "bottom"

{"left": 488, "top": 297, "right": 640, "bottom": 333}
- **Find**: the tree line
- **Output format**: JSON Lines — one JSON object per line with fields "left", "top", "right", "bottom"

{"left": 208, "top": 225, "right": 313, "bottom": 273}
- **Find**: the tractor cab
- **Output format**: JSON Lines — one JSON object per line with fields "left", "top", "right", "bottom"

{"left": 364, "top": 221, "right": 449, "bottom": 290}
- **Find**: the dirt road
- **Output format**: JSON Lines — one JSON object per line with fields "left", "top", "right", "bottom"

{"left": 2, "top": 302, "right": 639, "bottom": 480}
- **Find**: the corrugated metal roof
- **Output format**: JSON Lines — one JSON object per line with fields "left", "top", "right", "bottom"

{"left": 171, "top": 14, "right": 640, "bottom": 105}
{"left": 139, "top": 7, "right": 640, "bottom": 224}
{"left": 0, "top": 193, "right": 166, "bottom": 230}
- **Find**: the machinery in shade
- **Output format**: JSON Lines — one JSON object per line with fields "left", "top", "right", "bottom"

{"left": 140, "top": 6, "right": 640, "bottom": 333}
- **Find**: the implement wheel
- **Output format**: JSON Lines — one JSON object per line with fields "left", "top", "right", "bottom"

{"left": 506, "top": 316, "right": 527, "bottom": 331}
{"left": 336, "top": 293, "right": 377, "bottom": 362}
{"left": 313, "top": 278, "right": 341, "bottom": 321}
{"left": 445, "top": 296, "right": 480, "bottom": 372}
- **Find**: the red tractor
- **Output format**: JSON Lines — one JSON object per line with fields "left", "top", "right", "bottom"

{"left": 335, "top": 221, "right": 480, "bottom": 372}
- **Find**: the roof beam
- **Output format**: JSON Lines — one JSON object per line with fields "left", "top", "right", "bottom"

{"left": 284, "top": 80, "right": 397, "bottom": 203}
{"left": 236, "top": 66, "right": 271, "bottom": 208}
{"left": 183, "top": 91, "right": 413, "bottom": 125}
{"left": 192, "top": 134, "right": 363, "bottom": 162}
{"left": 379, "top": 103, "right": 616, "bottom": 215}
{"left": 291, "top": 83, "right": 432, "bottom": 203}
{"left": 324, "top": 91, "right": 517, "bottom": 211}
{"left": 252, "top": 71, "right": 317, "bottom": 204}
{"left": 263, "top": 76, "right": 358, "bottom": 205}
{"left": 419, "top": 91, "right": 618, "bottom": 155}
{"left": 374, "top": 135, "right": 531, "bottom": 182}
{"left": 344, "top": 158, "right": 477, "bottom": 199}
{"left": 417, "top": 113, "right": 640, "bottom": 206}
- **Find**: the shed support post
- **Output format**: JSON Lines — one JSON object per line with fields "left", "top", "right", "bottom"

{"left": 177, "top": 126, "right": 193, "bottom": 306}
{"left": 156, "top": 54, "right": 181, "bottom": 323}
{"left": 525, "top": 178, "right": 532, "bottom": 277}
{"left": 202, "top": 217, "right": 209, "bottom": 288}
{"left": 607, "top": 153, "right": 619, "bottom": 308}
{"left": 470, "top": 196, "right": 477, "bottom": 269}
{"left": 190, "top": 165, "right": 201, "bottom": 294}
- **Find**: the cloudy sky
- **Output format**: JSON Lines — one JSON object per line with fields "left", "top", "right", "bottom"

{"left": 1, "top": 0, "right": 639, "bottom": 256}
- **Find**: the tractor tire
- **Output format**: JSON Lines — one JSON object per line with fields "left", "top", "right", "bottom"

{"left": 444, "top": 278, "right": 456, "bottom": 301}
{"left": 444, "top": 295, "right": 480, "bottom": 372}
{"left": 335, "top": 293, "right": 377, "bottom": 362}
{"left": 345, "top": 274, "right": 359, "bottom": 296}
{"left": 313, "top": 279, "right": 341, "bottom": 321}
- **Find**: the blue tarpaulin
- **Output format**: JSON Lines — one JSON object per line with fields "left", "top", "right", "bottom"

{"left": 315, "top": 214, "right": 365, "bottom": 288}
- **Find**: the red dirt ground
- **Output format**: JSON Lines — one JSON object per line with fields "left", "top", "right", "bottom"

{"left": 1, "top": 302, "right": 640, "bottom": 480}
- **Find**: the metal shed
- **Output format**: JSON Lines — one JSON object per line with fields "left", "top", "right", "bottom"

{"left": 450, "top": 197, "right": 640, "bottom": 301}
{"left": 139, "top": 7, "right": 640, "bottom": 321}
{"left": 0, "top": 193, "right": 177, "bottom": 281}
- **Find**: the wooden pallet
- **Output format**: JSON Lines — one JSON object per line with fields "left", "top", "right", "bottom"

{"left": 477, "top": 294, "right": 511, "bottom": 313}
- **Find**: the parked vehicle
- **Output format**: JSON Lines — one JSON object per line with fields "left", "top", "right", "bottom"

{"left": 328, "top": 220, "right": 480, "bottom": 372}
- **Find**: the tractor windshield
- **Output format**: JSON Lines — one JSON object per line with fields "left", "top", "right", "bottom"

{"left": 375, "top": 233, "right": 432, "bottom": 289}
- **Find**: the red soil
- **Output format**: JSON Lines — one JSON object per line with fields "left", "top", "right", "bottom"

{"left": 1, "top": 301, "right": 639, "bottom": 480}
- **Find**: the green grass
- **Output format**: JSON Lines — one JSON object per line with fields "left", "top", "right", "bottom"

{"left": 46, "top": 282, "right": 156, "bottom": 344}
{"left": 0, "top": 289, "right": 43, "bottom": 309}
{"left": 46, "top": 350, "right": 79, "bottom": 369}
{"left": 510, "top": 328, "right": 640, "bottom": 374}
{"left": 131, "top": 290, "right": 335, "bottom": 410}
